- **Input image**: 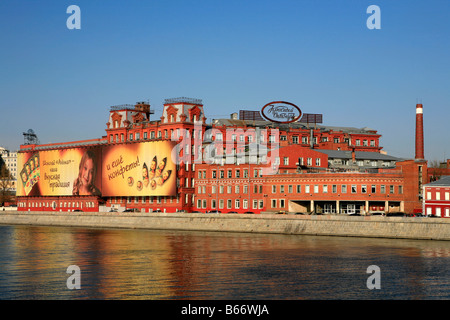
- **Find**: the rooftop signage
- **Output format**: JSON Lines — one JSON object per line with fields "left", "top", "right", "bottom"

{"left": 261, "top": 101, "right": 302, "bottom": 123}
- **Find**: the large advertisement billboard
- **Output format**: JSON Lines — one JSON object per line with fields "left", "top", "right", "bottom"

{"left": 16, "top": 141, "right": 176, "bottom": 197}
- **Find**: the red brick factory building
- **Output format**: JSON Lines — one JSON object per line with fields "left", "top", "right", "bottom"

{"left": 15, "top": 98, "right": 442, "bottom": 216}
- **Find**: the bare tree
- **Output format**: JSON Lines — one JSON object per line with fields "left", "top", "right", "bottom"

{"left": 0, "top": 165, "right": 14, "bottom": 206}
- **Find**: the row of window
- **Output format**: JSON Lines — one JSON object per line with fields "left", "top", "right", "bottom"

{"left": 195, "top": 183, "right": 403, "bottom": 195}
{"left": 18, "top": 201, "right": 96, "bottom": 209}
{"left": 426, "top": 190, "right": 450, "bottom": 201}
{"left": 110, "top": 128, "right": 204, "bottom": 143}
{"left": 198, "top": 169, "right": 264, "bottom": 179}
{"left": 197, "top": 184, "right": 264, "bottom": 194}
{"left": 425, "top": 206, "right": 450, "bottom": 217}
{"left": 197, "top": 199, "right": 264, "bottom": 210}
{"left": 271, "top": 184, "right": 403, "bottom": 194}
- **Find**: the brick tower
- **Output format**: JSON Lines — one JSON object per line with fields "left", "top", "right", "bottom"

{"left": 415, "top": 103, "right": 424, "bottom": 160}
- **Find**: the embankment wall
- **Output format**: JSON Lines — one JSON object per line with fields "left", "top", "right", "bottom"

{"left": 0, "top": 212, "right": 449, "bottom": 241}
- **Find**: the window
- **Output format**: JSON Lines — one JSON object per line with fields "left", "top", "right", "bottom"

{"left": 227, "top": 199, "right": 232, "bottom": 209}
{"left": 332, "top": 185, "right": 337, "bottom": 193}
{"left": 243, "top": 185, "right": 248, "bottom": 193}
{"left": 280, "top": 199, "right": 285, "bottom": 208}
{"left": 314, "top": 185, "right": 319, "bottom": 193}
{"left": 220, "top": 170, "right": 224, "bottom": 179}
{"left": 445, "top": 192, "right": 450, "bottom": 201}
{"left": 370, "top": 140, "right": 375, "bottom": 147}
{"left": 228, "top": 170, "right": 232, "bottom": 178}
{"left": 197, "top": 199, "right": 202, "bottom": 208}
{"left": 129, "top": 133, "right": 133, "bottom": 141}
{"left": 351, "top": 185, "right": 357, "bottom": 193}
{"left": 212, "top": 170, "right": 216, "bottom": 179}
{"left": 362, "top": 185, "right": 367, "bottom": 193}
{"left": 272, "top": 185, "right": 276, "bottom": 193}
{"left": 243, "top": 170, "right": 248, "bottom": 178}
{"left": 236, "top": 170, "right": 240, "bottom": 178}
{"left": 334, "top": 137, "right": 340, "bottom": 143}
{"left": 316, "top": 158, "right": 321, "bottom": 166}
{"left": 356, "top": 139, "right": 360, "bottom": 146}
{"left": 271, "top": 199, "right": 277, "bottom": 208}
{"left": 302, "top": 136, "right": 308, "bottom": 144}
{"left": 381, "top": 185, "right": 386, "bottom": 194}
{"left": 219, "top": 199, "right": 224, "bottom": 209}
{"left": 390, "top": 185, "right": 395, "bottom": 194}
{"left": 280, "top": 135, "right": 287, "bottom": 141}
{"left": 235, "top": 185, "right": 240, "bottom": 194}
{"left": 297, "top": 185, "right": 301, "bottom": 193}
{"left": 284, "top": 157, "right": 289, "bottom": 165}
{"left": 371, "top": 185, "right": 376, "bottom": 193}
{"left": 399, "top": 186, "right": 403, "bottom": 194}
{"left": 227, "top": 186, "right": 232, "bottom": 194}
{"left": 280, "top": 185, "right": 284, "bottom": 193}
{"left": 243, "top": 199, "right": 248, "bottom": 209}
{"left": 436, "top": 191, "right": 440, "bottom": 200}
{"left": 253, "top": 200, "right": 258, "bottom": 209}
{"left": 235, "top": 199, "right": 240, "bottom": 209}
{"left": 323, "top": 185, "right": 328, "bottom": 193}
{"left": 288, "top": 185, "right": 293, "bottom": 193}
{"left": 136, "top": 132, "right": 140, "bottom": 140}
{"left": 307, "top": 158, "right": 312, "bottom": 166}
{"left": 305, "top": 185, "right": 310, "bottom": 193}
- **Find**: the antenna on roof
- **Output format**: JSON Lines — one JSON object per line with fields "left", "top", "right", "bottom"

{"left": 23, "top": 129, "right": 40, "bottom": 145}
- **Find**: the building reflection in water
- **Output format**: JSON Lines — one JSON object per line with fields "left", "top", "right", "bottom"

{"left": 1, "top": 225, "right": 449, "bottom": 299}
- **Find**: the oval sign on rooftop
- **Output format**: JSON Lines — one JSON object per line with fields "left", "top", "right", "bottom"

{"left": 261, "top": 101, "right": 302, "bottom": 124}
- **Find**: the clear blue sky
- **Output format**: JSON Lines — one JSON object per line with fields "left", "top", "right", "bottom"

{"left": 1, "top": 0, "right": 449, "bottom": 161}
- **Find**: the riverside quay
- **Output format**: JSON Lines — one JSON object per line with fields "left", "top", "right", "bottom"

{"left": 15, "top": 98, "right": 450, "bottom": 217}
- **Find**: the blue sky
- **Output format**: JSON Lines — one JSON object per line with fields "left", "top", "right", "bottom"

{"left": 0, "top": 0, "right": 449, "bottom": 161}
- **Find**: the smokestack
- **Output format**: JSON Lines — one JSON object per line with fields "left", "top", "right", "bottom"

{"left": 415, "top": 103, "right": 424, "bottom": 160}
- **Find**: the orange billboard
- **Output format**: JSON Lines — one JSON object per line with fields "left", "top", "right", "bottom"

{"left": 16, "top": 141, "right": 176, "bottom": 197}
{"left": 101, "top": 141, "right": 176, "bottom": 197}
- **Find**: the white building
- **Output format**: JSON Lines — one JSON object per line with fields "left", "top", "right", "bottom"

{"left": 0, "top": 147, "right": 18, "bottom": 192}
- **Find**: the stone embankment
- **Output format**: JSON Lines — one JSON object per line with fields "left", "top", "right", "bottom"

{"left": 0, "top": 211, "right": 449, "bottom": 241}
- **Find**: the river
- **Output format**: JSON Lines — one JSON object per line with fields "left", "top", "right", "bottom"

{"left": 0, "top": 224, "right": 449, "bottom": 300}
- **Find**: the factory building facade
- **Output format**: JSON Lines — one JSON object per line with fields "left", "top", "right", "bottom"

{"left": 15, "top": 98, "right": 436, "bottom": 216}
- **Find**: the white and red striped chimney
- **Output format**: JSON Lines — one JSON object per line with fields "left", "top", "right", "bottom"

{"left": 415, "top": 103, "right": 424, "bottom": 160}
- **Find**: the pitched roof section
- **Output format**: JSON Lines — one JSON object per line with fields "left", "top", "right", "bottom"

{"left": 212, "top": 119, "right": 380, "bottom": 135}
{"left": 316, "top": 149, "right": 403, "bottom": 161}
{"left": 425, "top": 175, "right": 450, "bottom": 187}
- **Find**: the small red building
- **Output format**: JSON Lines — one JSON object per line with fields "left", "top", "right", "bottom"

{"left": 423, "top": 176, "right": 450, "bottom": 218}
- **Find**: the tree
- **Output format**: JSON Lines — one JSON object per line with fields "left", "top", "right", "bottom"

{"left": 0, "top": 165, "right": 14, "bottom": 206}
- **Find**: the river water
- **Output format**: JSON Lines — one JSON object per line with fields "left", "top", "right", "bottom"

{"left": 0, "top": 224, "right": 449, "bottom": 300}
